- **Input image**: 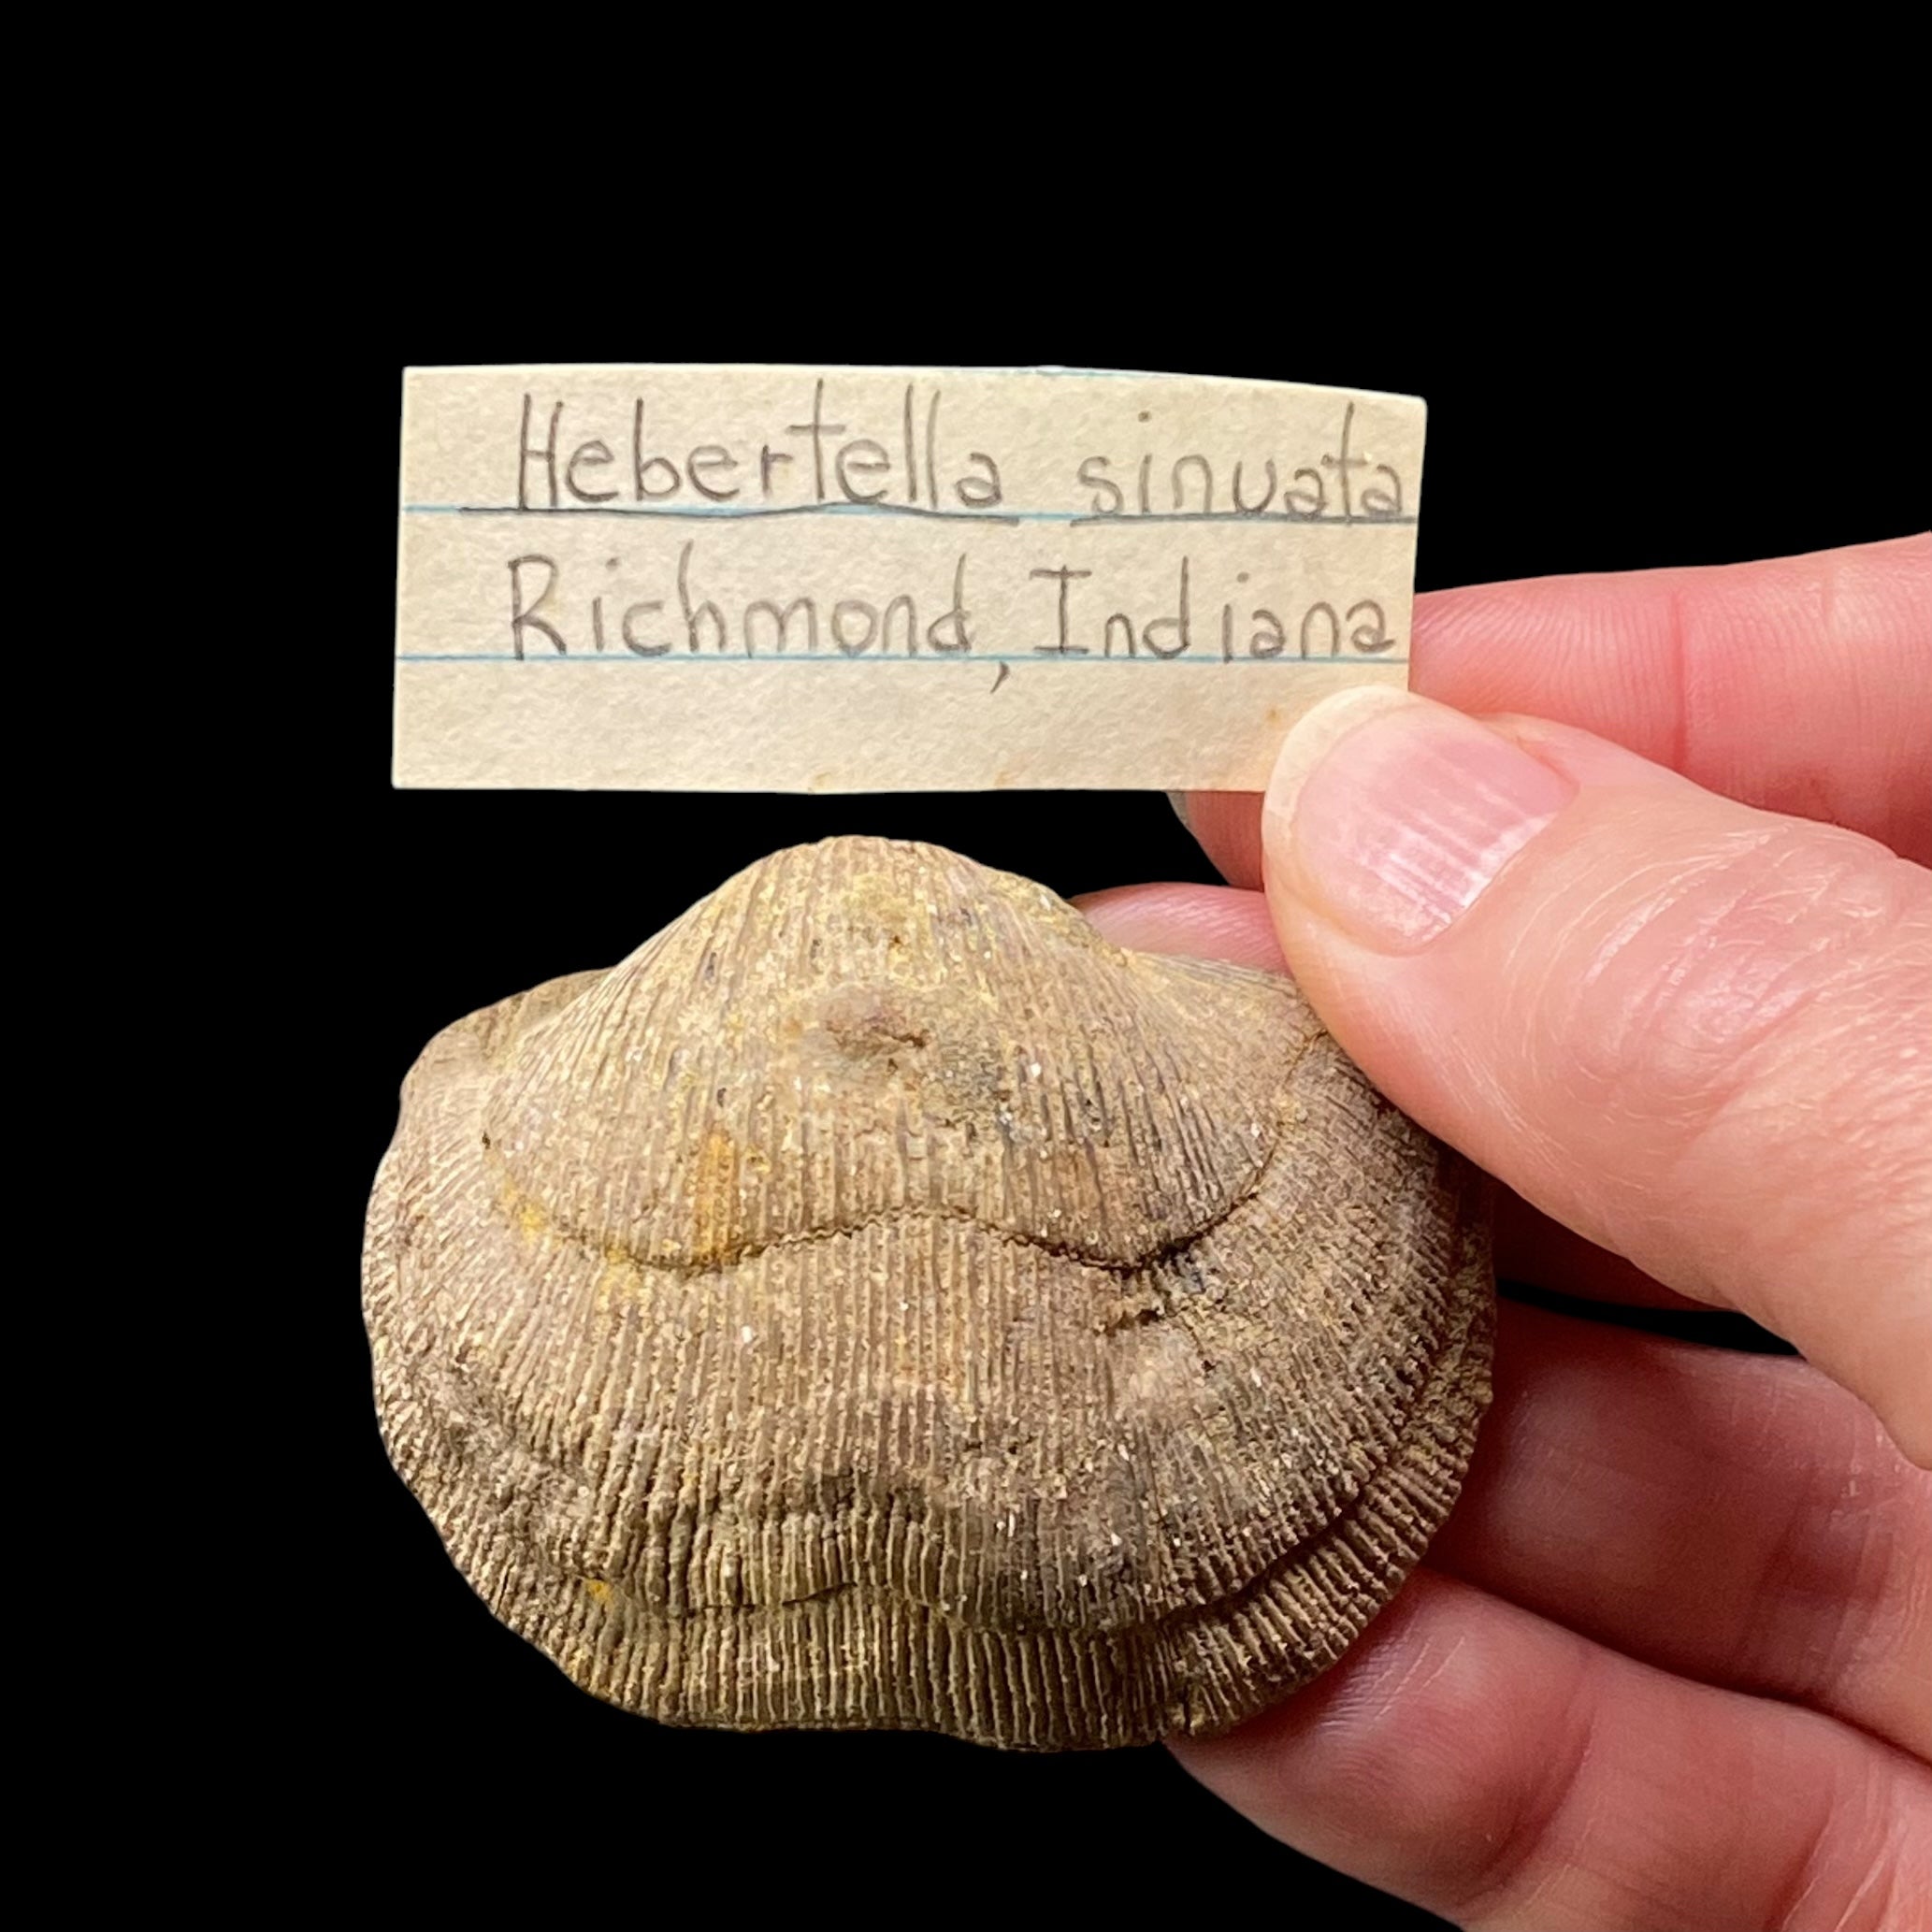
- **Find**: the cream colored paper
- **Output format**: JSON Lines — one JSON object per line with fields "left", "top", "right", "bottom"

{"left": 396, "top": 366, "right": 1423, "bottom": 791}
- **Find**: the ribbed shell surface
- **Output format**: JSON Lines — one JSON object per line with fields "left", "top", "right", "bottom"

{"left": 363, "top": 837, "right": 1493, "bottom": 1749}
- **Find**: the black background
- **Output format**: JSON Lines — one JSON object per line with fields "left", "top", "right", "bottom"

{"left": 293, "top": 194, "right": 1923, "bottom": 1926}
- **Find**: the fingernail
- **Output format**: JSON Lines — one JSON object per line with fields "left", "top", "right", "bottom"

{"left": 1166, "top": 790, "right": 1193, "bottom": 833}
{"left": 1264, "top": 687, "right": 1576, "bottom": 952}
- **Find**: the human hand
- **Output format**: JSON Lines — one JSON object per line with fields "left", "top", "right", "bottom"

{"left": 1079, "top": 535, "right": 1931, "bottom": 1929}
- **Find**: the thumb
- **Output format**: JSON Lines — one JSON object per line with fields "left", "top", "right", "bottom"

{"left": 1262, "top": 686, "right": 1932, "bottom": 1466}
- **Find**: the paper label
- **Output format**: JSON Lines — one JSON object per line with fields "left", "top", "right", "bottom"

{"left": 395, "top": 365, "right": 1424, "bottom": 791}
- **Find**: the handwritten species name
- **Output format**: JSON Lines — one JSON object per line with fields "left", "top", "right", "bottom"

{"left": 514, "top": 379, "right": 1407, "bottom": 524}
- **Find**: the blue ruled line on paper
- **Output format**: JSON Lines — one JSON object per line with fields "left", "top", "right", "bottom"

{"left": 396, "top": 654, "right": 1411, "bottom": 666}
{"left": 400, "top": 502, "right": 1416, "bottom": 527}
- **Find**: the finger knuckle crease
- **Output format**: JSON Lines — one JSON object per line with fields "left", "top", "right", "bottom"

{"left": 1559, "top": 824, "right": 1921, "bottom": 1128}
{"left": 1450, "top": 1651, "right": 1603, "bottom": 1921}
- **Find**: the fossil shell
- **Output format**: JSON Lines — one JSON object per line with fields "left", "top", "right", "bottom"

{"left": 364, "top": 836, "right": 1492, "bottom": 1750}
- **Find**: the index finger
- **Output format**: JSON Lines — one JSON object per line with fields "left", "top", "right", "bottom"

{"left": 1186, "top": 533, "right": 1932, "bottom": 885}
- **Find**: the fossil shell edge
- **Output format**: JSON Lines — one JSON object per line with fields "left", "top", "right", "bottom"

{"left": 362, "top": 836, "right": 1494, "bottom": 1751}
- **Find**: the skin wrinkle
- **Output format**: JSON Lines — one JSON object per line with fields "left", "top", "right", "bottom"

{"left": 1642, "top": 915, "right": 1932, "bottom": 1309}
{"left": 1815, "top": 1452, "right": 1925, "bottom": 1743}
{"left": 1507, "top": 855, "right": 1696, "bottom": 1136}
{"left": 1814, "top": 544, "right": 1838, "bottom": 657}
{"left": 1758, "top": 1752, "right": 1893, "bottom": 1932}
{"left": 1478, "top": 815, "right": 1930, "bottom": 1293}
{"left": 1710, "top": 990, "right": 1932, "bottom": 1257}
{"left": 1450, "top": 1644, "right": 1604, "bottom": 1926}
{"left": 1898, "top": 1510, "right": 1932, "bottom": 1709}
{"left": 1741, "top": 1766, "right": 1842, "bottom": 1932}
{"left": 1556, "top": 825, "right": 1789, "bottom": 1112}
{"left": 1309, "top": 1616, "right": 1473, "bottom": 1771}
{"left": 1350, "top": 1597, "right": 1562, "bottom": 1904}
{"left": 1732, "top": 1385, "right": 1916, "bottom": 1736}
{"left": 1833, "top": 1433, "right": 1930, "bottom": 1746}
{"left": 1718, "top": 828, "right": 1905, "bottom": 976}
{"left": 1664, "top": 577, "right": 1691, "bottom": 780}
{"left": 1827, "top": 1851, "right": 1891, "bottom": 1932}
{"left": 1853, "top": 1801, "right": 1932, "bottom": 1932}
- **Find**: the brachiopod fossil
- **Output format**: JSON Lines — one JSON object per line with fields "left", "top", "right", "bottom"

{"left": 363, "top": 836, "right": 1492, "bottom": 1749}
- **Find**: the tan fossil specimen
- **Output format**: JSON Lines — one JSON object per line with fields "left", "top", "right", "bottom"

{"left": 364, "top": 836, "right": 1492, "bottom": 1750}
